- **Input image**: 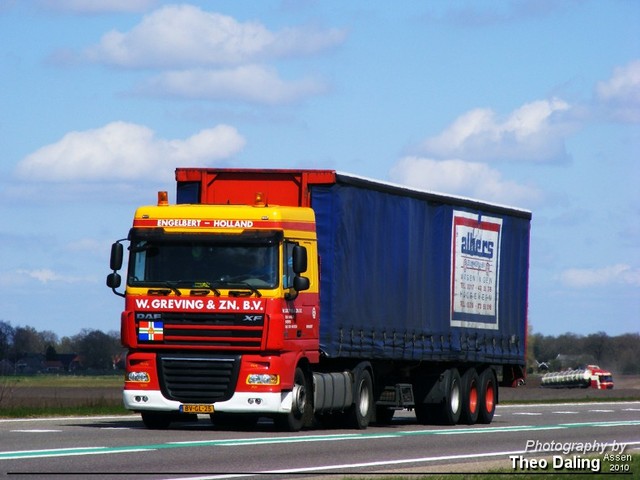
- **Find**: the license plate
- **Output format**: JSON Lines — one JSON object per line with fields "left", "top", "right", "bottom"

{"left": 181, "top": 404, "right": 214, "bottom": 414}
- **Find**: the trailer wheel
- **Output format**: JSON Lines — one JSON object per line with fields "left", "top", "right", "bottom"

{"left": 141, "top": 412, "right": 172, "bottom": 430}
{"left": 438, "top": 368, "right": 462, "bottom": 425}
{"left": 460, "top": 368, "right": 480, "bottom": 425}
{"left": 348, "top": 369, "right": 374, "bottom": 429}
{"left": 275, "top": 367, "right": 311, "bottom": 432}
{"left": 477, "top": 368, "right": 497, "bottom": 424}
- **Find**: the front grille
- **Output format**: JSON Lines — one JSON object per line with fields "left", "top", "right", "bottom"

{"left": 137, "top": 311, "right": 265, "bottom": 350}
{"left": 158, "top": 354, "right": 241, "bottom": 403}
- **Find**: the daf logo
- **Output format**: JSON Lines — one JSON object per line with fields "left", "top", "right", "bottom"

{"left": 136, "top": 313, "right": 162, "bottom": 320}
{"left": 243, "top": 315, "right": 262, "bottom": 322}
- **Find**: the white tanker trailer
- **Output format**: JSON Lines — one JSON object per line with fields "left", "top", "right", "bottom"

{"left": 541, "top": 365, "right": 613, "bottom": 390}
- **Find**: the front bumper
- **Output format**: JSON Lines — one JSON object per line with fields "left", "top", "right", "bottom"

{"left": 124, "top": 389, "right": 294, "bottom": 414}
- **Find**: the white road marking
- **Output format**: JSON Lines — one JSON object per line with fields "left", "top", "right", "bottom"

{"left": 10, "top": 429, "right": 62, "bottom": 433}
{"left": 162, "top": 441, "right": 640, "bottom": 480}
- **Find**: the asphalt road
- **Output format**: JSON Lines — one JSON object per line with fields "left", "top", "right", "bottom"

{"left": 1, "top": 401, "right": 639, "bottom": 479}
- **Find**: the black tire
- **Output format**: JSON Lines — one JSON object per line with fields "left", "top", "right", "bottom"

{"left": 436, "top": 368, "right": 462, "bottom": 425}
{"left": 347, "top": 369, "right": 374, "bottom": 429}
{"left": 141, "top": 412, "right": 172, "bottom": 429}
{"left": 477, "top": 368, "right": 497, "bottom": 424}
{"left": 460, "top": 368, "right": 480, "bottom": 425}
{"left": 275, "top": 367, "right": 312, "bottom": 432}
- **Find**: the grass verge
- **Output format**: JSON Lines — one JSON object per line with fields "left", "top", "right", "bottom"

{"left": 0, "top": 404, "right": 129, "bottom": 418}
{"left": 3, "top": 374, "right": 122, "bottom": 388}
{"left": 0, "top": 374, "right": 125, "bottom": 418}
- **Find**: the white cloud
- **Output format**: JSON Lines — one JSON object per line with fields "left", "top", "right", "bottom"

{"left": 84, "top": 4, "right": 346, "bottom": 68}
{"left": 419, "top": 98, "right": 573, "bottom": 163}
{"left": 15, "top": 121, "right": 245, "bottom": 183}
{"left": 15, "top": 268, "right": 95, "bottom": 284}
{"left": 388, "top": 156, "right": 542, "bottom": 207}
{"left": 596, "top": 59, "right": 640, "bottom": 123}
{"left": 559, "top": 264, "right": 640, "bottom": 288}
{"left": 140, "top": 65, "right": 328, "bottom": 105}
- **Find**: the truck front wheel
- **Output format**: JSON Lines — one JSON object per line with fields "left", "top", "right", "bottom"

{"left": 275, "top": 367, "right": 311, "bottom": 432}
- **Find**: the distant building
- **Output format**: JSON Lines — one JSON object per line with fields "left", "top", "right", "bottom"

{"left": 14, "top": 353, "right": 80, "bottom": 373}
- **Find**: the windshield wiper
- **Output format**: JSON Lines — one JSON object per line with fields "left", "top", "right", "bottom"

{"left": 147, "top": 281, "right": 182, "bottom": 296}
{"left": 223, "top": 282, "right": 262, "bottom": 298}
{"left": 146, "top": 280, "right": 225, "bottom": 297}
{"left": 190, "top": 281, "right": 221, "bottom": 297}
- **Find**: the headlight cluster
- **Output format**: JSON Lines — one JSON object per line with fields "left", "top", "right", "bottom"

{"left": 127, "top": 371, "right": 150, "bottom": 383}
{"left": 246, "top": 373, "right": 279, "bottom": 385}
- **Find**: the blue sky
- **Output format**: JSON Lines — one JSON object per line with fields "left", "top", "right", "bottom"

{"left": 0, "top": 0, "right": 638, "bottom": 338}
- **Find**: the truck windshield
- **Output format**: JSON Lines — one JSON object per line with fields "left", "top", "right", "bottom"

{"left": 127, "top": 230, "right": 280, "bottom": 289}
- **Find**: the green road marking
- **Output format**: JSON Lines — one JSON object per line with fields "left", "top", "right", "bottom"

{"left": 2, "top": 419, "right": 639, "bottom": 460}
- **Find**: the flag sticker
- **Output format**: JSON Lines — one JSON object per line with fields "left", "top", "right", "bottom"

{"left": 139, "top": 321, "right": 164, "bottom": 341}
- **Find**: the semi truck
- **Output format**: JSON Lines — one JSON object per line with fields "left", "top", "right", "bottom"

{"left": 541, "top": 365, "right": 614, "bottom": 389}
{"left": 107, "top": 168, "right": 531, "bottom": 430}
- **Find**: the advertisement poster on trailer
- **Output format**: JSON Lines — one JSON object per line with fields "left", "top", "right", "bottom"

{"left": 451, "top": 210, "right": 502, "bottom": 330}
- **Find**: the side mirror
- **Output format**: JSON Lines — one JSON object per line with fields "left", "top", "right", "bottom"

{"left": 110, "top": 242, "right": 124, "bottom": 271}
{"left": 286, "top": 245, "right": 310, "bottom": 301}
{"left": 292, "top": 245, "right": 307, "bottom": 274}
{"left": 293, "top": 276, "right": 310, "bottom": 292}
{"left": 108, "top": 240, "right": 126, "bottom": 298}
{"left": 106, "top": 272, "right": 121, "bottom": 289}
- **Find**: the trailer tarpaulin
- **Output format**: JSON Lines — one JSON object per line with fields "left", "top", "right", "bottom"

{"left": 311, "top": 181, "right": 530, "bottom": 364}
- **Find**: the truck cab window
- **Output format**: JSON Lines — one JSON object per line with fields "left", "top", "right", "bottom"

{"left": 283, "top": 241, "right": 296, "bottom": 289}
{"left": 128, "top": 233, "right": 280, "bottom": 289}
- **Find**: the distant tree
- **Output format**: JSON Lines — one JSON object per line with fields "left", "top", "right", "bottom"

{"left": 58, "top": 336, "right": 75, "bottom": 354}
{"left": 39, "top": 330, "right": 59, "bottom": 351}
{"left": 526, "top": 324, "right": 537, "bottom": 373}
{"left": 0, "top": 321, "right": 15, "bottom": 360}
{"left": 611, "top": 333, "right": 640, "bottom": 374}
{"left": 554, "top": 333, "right": 582, "bottom": 356}
{"left": 73, "top": 329, "right": 121, "bottom": 370}
{"left": 11, "top": 326, "right": 44, "bottom": 361}
{"left": 45, "top": 344, "right": 57, "bottom": 361}
{"left": 530, "top": 333, "right": 555, "bottom": 363}
{"left": 584, "top": 331, "right": 609, "bottom": 365}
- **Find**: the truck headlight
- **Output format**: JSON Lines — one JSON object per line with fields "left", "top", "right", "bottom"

{"left": 246, "top": 374, "right": 279, "bottom": 385}
{"left": 127, "top": 371, "right": 150, "bottom": 383}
